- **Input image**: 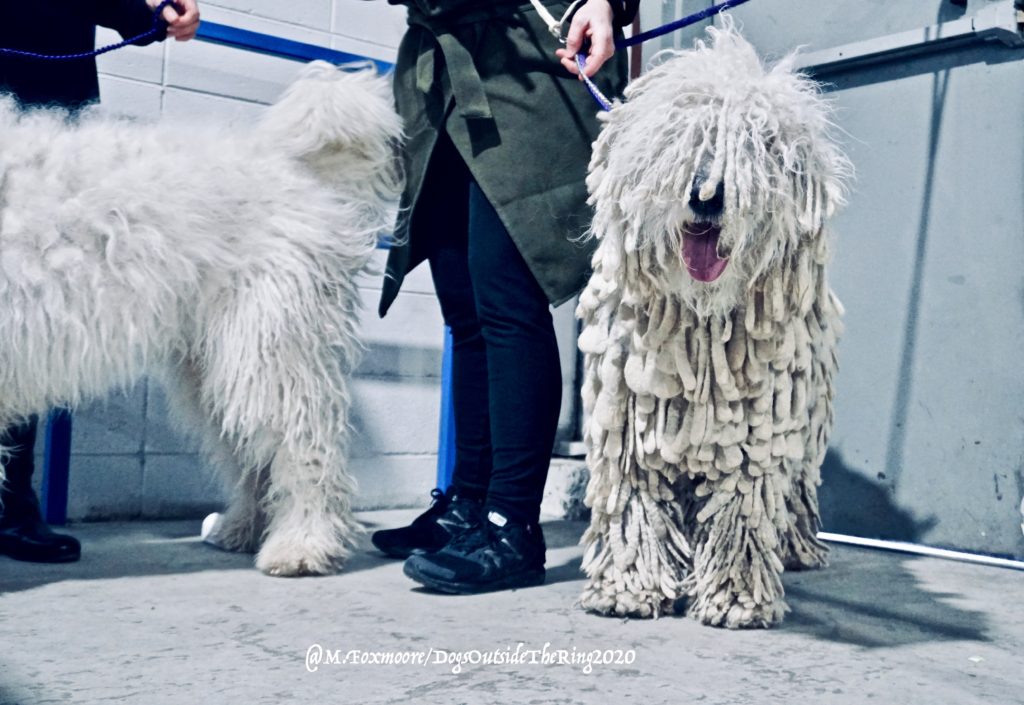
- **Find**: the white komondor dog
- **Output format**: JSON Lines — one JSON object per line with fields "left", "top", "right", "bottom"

{"left": 576, "top": 25, "right": 850, "bottom": 627}
{"left": 0, "top": 62, "right": 402, "bottom": 576}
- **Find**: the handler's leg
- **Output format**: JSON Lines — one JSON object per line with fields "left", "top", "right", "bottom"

{"left": 0, "top": 417, "right": 81, "bottom": 563}
{"left": 429, "top": 182, "right": 492, "bottom": 502}
{"left": 466, "top": 182, "right": 561, "bottom": 527}
{"left": 372, "top": 135, "right": 486, "bottom": 558}
{"left": 403, "top": 180, "right": 556, "bottom": 593}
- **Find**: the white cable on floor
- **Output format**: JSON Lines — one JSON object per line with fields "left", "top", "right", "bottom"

{"left": 818, "top": 532, "right": 1024, "bottom": 572}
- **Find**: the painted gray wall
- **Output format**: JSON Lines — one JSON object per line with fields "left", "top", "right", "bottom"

{"left": 711, "top": 0, "right": 1024, "bottom": 558}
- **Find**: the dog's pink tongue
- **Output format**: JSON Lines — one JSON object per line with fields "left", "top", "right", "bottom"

{"left": 682, "top": 225, "right": 728, "bottom": 282}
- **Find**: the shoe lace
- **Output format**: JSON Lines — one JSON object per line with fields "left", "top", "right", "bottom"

{"left": 413, "top": 488, "right": 451, "bottom": 525}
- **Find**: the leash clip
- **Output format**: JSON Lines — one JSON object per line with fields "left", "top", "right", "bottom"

{"left": 529, "top": 0, "right": 586, "bottom": 45}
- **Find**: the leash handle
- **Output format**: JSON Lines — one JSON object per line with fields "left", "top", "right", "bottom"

{"left": 0, "top": 0, "right": 176, "bottom": 62}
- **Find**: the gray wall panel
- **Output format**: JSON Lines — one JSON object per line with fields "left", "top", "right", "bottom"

{"left": 724, "top": 4, "right": 1024, "bottom": 556}
{"left": 729, "top": 0, "right": 979, "bottom": 59}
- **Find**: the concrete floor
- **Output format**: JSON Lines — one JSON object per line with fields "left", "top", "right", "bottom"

{"left": 1, "top": 510, "right": 1022, "bottom": 705}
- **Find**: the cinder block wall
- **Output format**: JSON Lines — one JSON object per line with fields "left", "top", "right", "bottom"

{"left": 33, "top": 1, "right": 582, "bottom": 521}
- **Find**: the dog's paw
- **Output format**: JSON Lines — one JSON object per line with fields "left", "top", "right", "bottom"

{"left": 783, "top": 550, "right": 828, "bottom": 572}
{"left": 255, "top": 533, "right": 344, "bottom": 577}
{"left": 782, "top": 530, "right": 830, "bottom": 571}
{"left": 579, "top": 583, "right": 676, "bottom": 619}
{"left": 255, "top": 554, "right": 326, "bottom": 577}
{"left": 688, "top": 594, "right": 788, "bottom": 629}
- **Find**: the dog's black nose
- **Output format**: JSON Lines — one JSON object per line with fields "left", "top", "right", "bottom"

{"left": 689, "top": 181, "right": 725, "bottom": 218}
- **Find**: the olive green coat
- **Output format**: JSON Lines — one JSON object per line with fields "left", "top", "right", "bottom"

{"left": 379, "top": 0, "right": 630, "bottom": 316}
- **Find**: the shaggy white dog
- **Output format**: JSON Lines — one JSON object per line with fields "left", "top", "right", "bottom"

{"left": 0, "top": 62, "right": 402, "bottom": 576}
{"left": 576, "top": 25, "right": 850, "bottom": 627}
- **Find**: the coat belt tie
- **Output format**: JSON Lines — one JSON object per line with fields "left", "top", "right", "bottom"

{"left": 407, "top": 2, "right": 540, "bottom": 121}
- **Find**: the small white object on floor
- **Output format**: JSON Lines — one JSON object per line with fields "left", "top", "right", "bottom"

{"left": 201, "top": 512, "right": 225, "bottom": 548}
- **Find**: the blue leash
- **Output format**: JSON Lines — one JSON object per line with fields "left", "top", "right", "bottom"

{"left": 0, "top": 0, "right": 174, "bottom": 62}
{"left": 579, "top": 0, "right": 755, "bottom": 111}
{"left": 576, "top": 54, "right": 614, "bottom": 111}
{"left": 615, "top": 0, "right": 753, "bottom": 49}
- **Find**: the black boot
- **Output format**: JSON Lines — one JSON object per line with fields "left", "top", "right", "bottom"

{"left": 371, "top": 488, "right": 482, "bottom": 559}
{"left": 0, "top": 417, "right": 81, "bottom": 563}
{"left": 402, "top": 509, "right": 545, "bottom": 594}
{"left": 0, "top": 488, "right": 81, "bottom": 563}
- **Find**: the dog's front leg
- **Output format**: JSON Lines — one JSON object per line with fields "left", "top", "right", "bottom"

{"left": 579, "top": 396, "right": 694, "bottom": 618}
{"left": 580, "top": 481, "right": 694, "bottom": 619}
{"left": 687, "top": 470, "right": 789, "bottom": 628}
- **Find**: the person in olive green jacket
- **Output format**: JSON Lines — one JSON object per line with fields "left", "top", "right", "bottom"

{"left": 372, "top": 0, "right": 639, "bottom": 594}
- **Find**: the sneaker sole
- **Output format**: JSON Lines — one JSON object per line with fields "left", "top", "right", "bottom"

{"left": 403, "top": 560, "right": 545, "bottom": 595}
{"left": 371, "top": 543, "right": 415, "bottom": 560}
{"left": 0, "top": 543, "right": 81, "bottom": 563}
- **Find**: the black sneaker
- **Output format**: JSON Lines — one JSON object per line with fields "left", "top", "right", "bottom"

{"left": 371, "top": 488, "right": 482, "bottom": 559}
{"left": 402, "top": 510, "right": 546, "bottom": 594}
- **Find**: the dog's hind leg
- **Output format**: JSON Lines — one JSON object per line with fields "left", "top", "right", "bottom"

{"left": 780, "top": 403, "right": 834, "bottom": 570}
{"left": 199, "top": 273, "right": 361, "bottom": 577}
{"left": 782, "top": 303, "right": 840, "bottom": 571}
{"left": 781, "top": 457, "right": 828, "bottom": 571}
{"left": 158, "top": 361, "right": 267, "bottom": 552}
{"left": 203, "top": 465, "right": 269, "bottom": 554}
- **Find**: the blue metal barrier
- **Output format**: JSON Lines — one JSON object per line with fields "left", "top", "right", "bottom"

{"left": 436, "top": 328, "right": 456, "bottom": 491}
{"left": 40, "top": 20, "right": 456, "bottom": 523}
{"left": 195, "top": 22, "right": 393, "bottom": 72}
{"left": 41, "top": 410, "right": 72, "bottom": 525}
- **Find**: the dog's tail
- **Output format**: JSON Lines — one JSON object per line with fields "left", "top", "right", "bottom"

{"left": 259, "top": 60, "right": 403, "bottom": 203}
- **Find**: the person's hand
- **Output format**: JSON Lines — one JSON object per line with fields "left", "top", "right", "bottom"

{"left": 149, "top": 0, "right": 201, "bottom": 41}
{"left": 555, "top": 0, "right": 615, "bottom": 79}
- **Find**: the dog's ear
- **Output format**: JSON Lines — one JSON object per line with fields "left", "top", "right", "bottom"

{"left": 794, "top": 170, "right": 841, "bottom": 238}
{"left": 789, "top": 122, "right": 849, "bottom": 237}
{"left": 769, "top": 58, "right": 851, "bottom": 234}
{"left": 585, "top": 111, "right": 623, "bottom": 246}
{"left": 814, "top": 141, "right": 850, "bottom": 227}
{"left": 822, "top": 175, "right": 845, "bottom": 220}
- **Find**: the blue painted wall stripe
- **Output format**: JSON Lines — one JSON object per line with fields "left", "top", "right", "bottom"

{"left": 195, "top": 22, "right": 394, "bottom": 72}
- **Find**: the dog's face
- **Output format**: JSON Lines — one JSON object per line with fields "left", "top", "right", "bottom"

{"left": 587, "top": 25, "right": 849, "bottom": 317}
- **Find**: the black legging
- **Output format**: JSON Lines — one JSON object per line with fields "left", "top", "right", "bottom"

{"left": 421, "top": 134, "right": 561, "bottom": 526}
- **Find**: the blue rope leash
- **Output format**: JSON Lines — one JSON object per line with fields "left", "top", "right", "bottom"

{"left": 0, "top": 0, "right": 174, "bottom": 62}
{"left": 615, "top": 0, "right": 753, "bottom": 49}
{"left": 576, "top": 54, "right": 614, "bottom": 111}
{"left": 579, "top": 0, "right": 754, "bottom": 111}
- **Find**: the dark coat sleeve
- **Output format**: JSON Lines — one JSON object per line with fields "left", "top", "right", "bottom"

{"left": 91, "top": 0, "right": 167, "bottom": 44}
{"left": 564, "top": 0, "right": 640, "bottom": 31}
{"left": 608, "top": 0, "right": 640, "bottom": 27}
